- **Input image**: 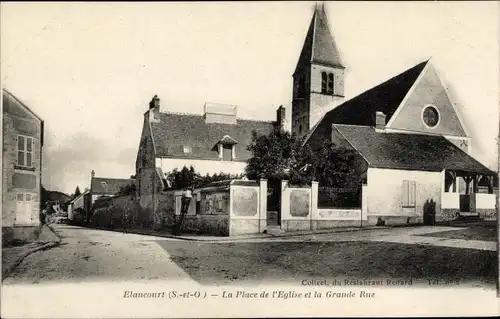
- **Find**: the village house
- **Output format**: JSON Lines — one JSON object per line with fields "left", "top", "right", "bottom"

{"left": 299, "top": 4, "right": 496, "bottom": 223}
{"left": 135, "top": 95, "right": 285, "bottom": 210}
{"left": 2, "top": 89, "right": 44, "bottom": 244}
{"left": 85, "top": 170, "right": 136, "bottom": 222}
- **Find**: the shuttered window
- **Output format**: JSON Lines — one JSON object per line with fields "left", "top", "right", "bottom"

{"left": 402, "top": 180, "right": 416, "bottom": 207}
{"left": 17, "top": 135, "right": 34, "bottom": 167}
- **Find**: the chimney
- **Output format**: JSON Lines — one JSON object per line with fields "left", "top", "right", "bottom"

{"left": 204, "top": 103, "right": 237, "bottom": 125}
{"left": 375, "top": 111, "right": 386, "bottom": 130}
{"left": 276, "top": 105, "right": 286, "bottom": 131}
{"left": 91, "top": 170, "right": 95, "bottom": 178}
{"left": 148, "top": 95, "right": 161, "bottom": 122}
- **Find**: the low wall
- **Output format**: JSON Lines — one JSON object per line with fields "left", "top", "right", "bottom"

{"left": 280, "top": 181, "right": 312, "bottom": 231}
{"left": 91, "top": 194, "right": 143, "bottom": 229}
{"left": 476, "top": 193, "right": 496, "bottom": 209}
{"left": 230, "top": 182, "right": 260, "bottom": 235}
{"left": 442, "top": 192, "right": 459, "bottom": 209}
{"left": 313, "top": 209, "right": 364, "bottom": 229}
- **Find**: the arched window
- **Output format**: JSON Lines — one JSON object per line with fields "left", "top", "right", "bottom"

{"left": 321, "top": 71, "right": 334, "bottom": 95}
{"left": 328, "top": 73, "right": 334, "bottom": 95}
{"left": 321, "top": 72, "right": 327, "bottom": 94}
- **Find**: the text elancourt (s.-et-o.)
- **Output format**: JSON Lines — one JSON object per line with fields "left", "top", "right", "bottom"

{"left": 122, "top": 289, "right": 377, "bottom": 300}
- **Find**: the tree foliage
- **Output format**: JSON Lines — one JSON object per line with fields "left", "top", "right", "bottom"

{"left": 165, "top": 166, "right": 243, "bottom": 189}
{"left": 245, "top": 128, "right": 361, "bottom": 188}
{"left": 74, "top": 186, "right": 81, "bottom": 198}
{"left": 118, "top": 183, "right": 137, "bottom": 195}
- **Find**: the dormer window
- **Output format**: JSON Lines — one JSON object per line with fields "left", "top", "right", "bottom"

{"left": 217, "top": 135, "right": 238, "bottom": 161}
{"left": 321, "top": 71, "right": 334, "bottom": 95}
{"left": 183, "top": 146, "right": 192, "bottom": 154}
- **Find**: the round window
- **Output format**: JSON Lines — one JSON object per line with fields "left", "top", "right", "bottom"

{"left": 422, "top": 106, "right": 439, "bottom": 128}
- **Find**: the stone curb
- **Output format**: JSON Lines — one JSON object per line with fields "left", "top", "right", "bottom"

{"left": 2, "top": 225, "right": 62, "bottom": 280}
{"left": 81, "top": 224, "right": 391, "bottom": 242}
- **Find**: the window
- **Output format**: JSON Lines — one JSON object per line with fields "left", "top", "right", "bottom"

{"left": 402, "top": 180, "right": 416, "bottom": 207}
{"left": 321, "top": 71, "right": 334, "bottom": 95}
{"left": 321, "top": 72, "right": 327, "bottom": 93}
{"left": 222, "top": 145, "right": 232, "bottom": 161}
{"left": 422, "top": 106, "right": 440, "bottom": 128}
{"left": 183, "top": 146, "right": 192, "bottom": 154}
{"left": 17, "top": 135, "right": 34, "bottom": 167}
{"left": 17, "top": 194, "right": 24, "bottom": 201}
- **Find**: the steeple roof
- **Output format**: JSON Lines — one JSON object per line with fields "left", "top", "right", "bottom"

{"left": 294, "top": 2, "right": 344, "bottom": 75}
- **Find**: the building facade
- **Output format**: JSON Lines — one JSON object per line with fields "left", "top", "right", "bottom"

{"left": 135, "top": 96, "right": 283, "bottom": 210}
{"left": 2, "top": 89, "right": 44, "bottom": 243}
{"left": 299, "top": 4, "right": 496, "bottom": 222}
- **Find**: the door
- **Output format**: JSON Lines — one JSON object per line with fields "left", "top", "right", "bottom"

{"left": 15, "top": 193, "right": 33, "bottom": 225}
{"left": 266, "top": 181, "right": 281, "bottom": 226}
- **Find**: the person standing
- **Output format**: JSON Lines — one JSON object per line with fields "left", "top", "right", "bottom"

{"left": 173, "top": 187, "right": 193, "bottom": 236}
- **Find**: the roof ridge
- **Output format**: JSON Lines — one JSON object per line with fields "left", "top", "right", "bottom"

{"left": 158, "top": 111, "right": 274, "bottom": 123}
{"left": 92, "top": 177, "right": 135, "bottom": 181}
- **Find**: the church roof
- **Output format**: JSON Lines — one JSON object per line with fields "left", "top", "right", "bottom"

{"left": 333, "top": 124, "right": 494, "bottom": 175}
{"left": 294, "top": 3, "right": 344, "bottom": 75}
{"left": 150, "top": 112, "right": 274, "bottom": 161}
{"left": 305, "top": 60, "right": 428, "bottom": 145}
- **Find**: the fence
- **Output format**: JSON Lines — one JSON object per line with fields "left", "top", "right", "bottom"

{"left": 317, "top": 187, "right": 361, "bottom": 209}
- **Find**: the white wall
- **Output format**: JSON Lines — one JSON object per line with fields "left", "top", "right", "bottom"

{"left": 156, "top": 157, "right": 246, "bottom": 176}
{"left": 366, "top": 168, "right": 442, "bottom": 216}
{"left": 476, "top": 193, "right": 496, "bottom": 209}
{"left": 442, "top": 192, "right": 459, "bottom": 209}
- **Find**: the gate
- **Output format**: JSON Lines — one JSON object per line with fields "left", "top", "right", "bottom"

{"left": 266, "top": 184, "right": 281, "bottom": 226}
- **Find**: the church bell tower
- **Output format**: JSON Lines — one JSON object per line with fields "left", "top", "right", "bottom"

{"left": 292, "top": 2, "right": 345, "bottom": 138}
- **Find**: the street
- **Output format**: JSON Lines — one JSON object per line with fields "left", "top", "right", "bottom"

{"left": 2, "top": 223, "right": 497, "bottom": 288}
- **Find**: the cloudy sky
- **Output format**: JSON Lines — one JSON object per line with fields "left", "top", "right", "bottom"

{"left": 2, "top": 1, "right": 498, "bottom": 194}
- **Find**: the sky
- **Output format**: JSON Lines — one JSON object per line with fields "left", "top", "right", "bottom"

{"left": 1, "top": 1, "right": 498, "bottom": 194}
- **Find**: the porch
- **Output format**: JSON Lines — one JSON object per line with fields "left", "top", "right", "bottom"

{"left": 442, "top": 170, "right": 496, "bottom": 220}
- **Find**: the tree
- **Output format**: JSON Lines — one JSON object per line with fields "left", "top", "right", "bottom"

{"left": 118, "top": 183, "right": 137, "bottom": 195}
{"left": 167, "top": 166, "right": 198, "bottom": 189}
{"left": 245, "top": 128, "right": 361, "bottom": 188}
{"left": 74, "top": 186, "right": 81, "bottom": 198}
{"left": 245, "top": 128, "right": 309, "bottom": 185}
{"left": 165, "top": 166, "right": 243, "bottom": 190}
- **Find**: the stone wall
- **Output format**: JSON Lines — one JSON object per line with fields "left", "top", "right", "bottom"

{"left": 2, "top": 91, "right": 43, "bottom": 229}
{"left": 230, "top": 183, "right": 260, "bottom": 235}
{"left": 281, "top": 181, "right": 312, "bottom": 231}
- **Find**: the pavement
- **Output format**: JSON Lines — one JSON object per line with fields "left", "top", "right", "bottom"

{"left": 2, "top": 224, "right": 61, "bottom": 279}
{"left": 2, "top": 225, "right": 196, "bottom": 285}
{"left": 1, "top": 222, "right": 495, "bottom": 286}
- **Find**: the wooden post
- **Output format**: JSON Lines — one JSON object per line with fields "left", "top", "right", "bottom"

{"left": 464, "top": 176, "right": 471, "bottom": 195}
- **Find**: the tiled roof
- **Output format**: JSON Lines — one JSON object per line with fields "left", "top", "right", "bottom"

{"left": 333, "top": 124, "right": 494, "bottom": 175}
{"left": 150, "top": 113, "right": 275, "bottom": 161}
{"left": 306, "top": 61, "right": 427, "bottom": 145}
{"left": 294, "top": 3, "right": 344, "bottom": 74}
{"left": 91, "top": 177, "right": 136, "bottom": 195}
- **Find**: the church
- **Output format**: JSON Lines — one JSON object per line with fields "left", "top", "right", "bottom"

{"left": 135, "top": 3, "right": 496, "bottom": 221}
{"left": 297, "top": 3, "right": 496, "bottom": 221}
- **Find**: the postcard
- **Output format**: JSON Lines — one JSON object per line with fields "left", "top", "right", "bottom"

{"left": 1, "top": 1, "right": 499, "bottom": 318}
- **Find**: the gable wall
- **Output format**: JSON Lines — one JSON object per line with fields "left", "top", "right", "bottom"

{"left": 2, "top": 93, "right": 42, "bottom": 227}
{"left": 388, "top": 63, "right": 467, "bottom": 138}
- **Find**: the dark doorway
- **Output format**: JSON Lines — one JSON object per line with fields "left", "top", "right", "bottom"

{"left": 267, "top": 180, "right": 281, "bottom": 226}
